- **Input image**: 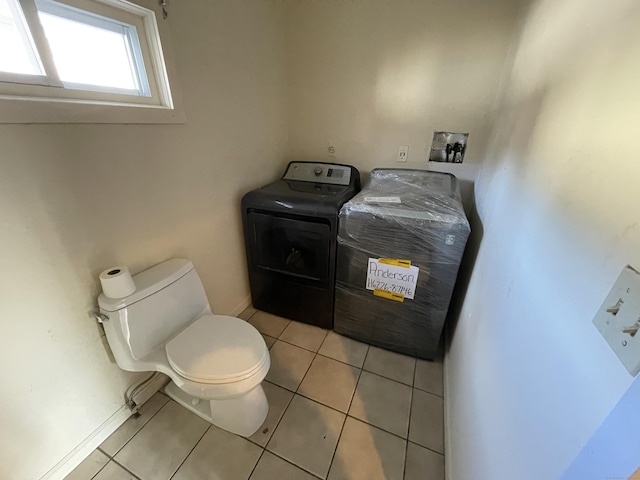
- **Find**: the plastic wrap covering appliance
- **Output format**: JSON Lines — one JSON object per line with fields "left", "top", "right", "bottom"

{"left": 334, "top": 169, "right": 470, "bottom": 359}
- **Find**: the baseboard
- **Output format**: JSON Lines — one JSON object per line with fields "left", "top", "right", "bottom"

{"left": 444, "top": 328, "right": 453, "bottom": 480}
{"left": 229, "top": 294, "right": 252, "bottom": 317}
{"left": 40, "top": 374, "right": 168, "bottom": 480}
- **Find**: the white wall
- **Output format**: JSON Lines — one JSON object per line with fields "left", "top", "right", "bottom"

{"left": 561, "top": 376, "right": 640, "bottom": 480}
{"left": 447, "top": 0, "right": 640, "bottom": 478}
{"left": 0, "top": 1, "right": 287, "bottom": 478}
{"left": 284, "top": 0, "right": 522, "bottom": 208}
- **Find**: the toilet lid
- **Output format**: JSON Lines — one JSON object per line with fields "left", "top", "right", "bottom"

{"left": 165, "top": 315, "right": 268, "bottom": 384}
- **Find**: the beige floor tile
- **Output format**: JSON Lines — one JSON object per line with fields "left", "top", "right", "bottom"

{"left": 327, "top": 417, "right": 406, "bottom": 480}
{"left": 409, "top": 389, "right": 444, "bottom": 453}
{"left": 298, "top": 355, "right": 360, "bottom": 412}
{"left": 318, "top": 332, "right": 369, "bottom": 368}
{"left": 279, "top": 321, "right": 328, "bottom": 352}
{"left": 100, "top": 392, "right": 169, "bottom": 456}
{"left": 363, "top": 346, "right": 416, "bottom": 386}
{"left": 262, "top": 334, "right": 276, "bottom": 349}
{"left": 414, "top": 358, "right": 443, "bottom": 396}
{"left": 404, "top": 442, "right": 445, "bottom": 480}
{"left": 238, "top": 306, "right": 257, "bottom": 321}
{"left": 249, "top": 381, "right": 294, "bottom": 447}
{"left": 250, "top": 451, "right": 317, "bottom": 480}
{"left": 267, "top": 395, "right": 345, "bottom": 479}
{"left": 64, "top": 450, "right": 109, "bottom": 480}
{"left": 92, "top": 461, "right": 138, "bottom": 480}
{"left": 248, "top": 310, "right": 291, "bottom": 337}
{"left": 172, "top": 425, "right": 262, "bottom": 480}
{"left": 114, "top": 400, "right": 209, "bottom": 479}
{"left": 348, "top": 371, "right": 412, "bottom": 438}
{"left": 265, "top": 341, "right": 315, "bottom": 391}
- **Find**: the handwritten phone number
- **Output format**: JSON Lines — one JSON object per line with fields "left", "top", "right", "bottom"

{"left": 366, "top": 279, "right": 414, "bottom": 296}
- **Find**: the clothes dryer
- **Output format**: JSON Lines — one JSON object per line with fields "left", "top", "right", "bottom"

{"left": 242, "top": 162, "right": 360, "bottom": 328}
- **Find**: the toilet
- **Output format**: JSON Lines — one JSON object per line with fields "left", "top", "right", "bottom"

{"left": 97, "top": 258, "right": 270, "bottom": 437}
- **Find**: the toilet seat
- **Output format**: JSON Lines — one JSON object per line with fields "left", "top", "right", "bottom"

{"left": 166, "top": 314, "right": 268, "bottom": 384}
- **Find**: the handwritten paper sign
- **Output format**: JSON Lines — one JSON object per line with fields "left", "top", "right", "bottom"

{"left": 366, "top": 258, "right": 419, "bottom": 300}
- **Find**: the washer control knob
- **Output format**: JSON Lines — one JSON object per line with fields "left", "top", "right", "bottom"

{"left": 314, "top": 167, "right": 323, "bottom": 176}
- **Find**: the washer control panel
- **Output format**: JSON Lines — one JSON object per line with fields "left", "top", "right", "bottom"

{"left": 283, "top": 162, "right": 352, "bottom": 186}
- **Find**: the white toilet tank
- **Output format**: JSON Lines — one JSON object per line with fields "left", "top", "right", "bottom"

{"left": 98, "top": 259, "right": 211, "bottom": 371}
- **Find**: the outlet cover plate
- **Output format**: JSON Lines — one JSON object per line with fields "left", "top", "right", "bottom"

{"left": 593, "top": 265, "right": 640, "bottom": 376}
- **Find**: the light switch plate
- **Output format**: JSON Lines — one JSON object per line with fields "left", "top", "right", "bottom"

{"left": 397, "top": 145, "right": 408, "bottom": 162}
{"left": 593, "top": 265, "right": 640, "bottom": 376}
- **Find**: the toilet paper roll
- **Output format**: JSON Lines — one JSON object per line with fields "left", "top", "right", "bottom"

{"left": 99, "top": 266, "right": 136, "bottom": 298}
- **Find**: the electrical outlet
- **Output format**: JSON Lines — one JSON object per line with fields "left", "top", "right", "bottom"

{"left": 397, "top": 145, "right": 408, "bottom": 162}
{"left": 327, "top": 142, "right": 336, "bottom": 157}
{"left": 593, "top": 265, "right": 640, "bottom": 376}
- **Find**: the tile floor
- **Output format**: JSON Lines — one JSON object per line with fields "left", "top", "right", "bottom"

{"left": 66, "top": 307, "right": 444, "bottom": 480}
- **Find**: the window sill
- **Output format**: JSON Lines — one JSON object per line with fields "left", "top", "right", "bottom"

{"left": 0, "top": 95, "right": 186, "bottom": 124}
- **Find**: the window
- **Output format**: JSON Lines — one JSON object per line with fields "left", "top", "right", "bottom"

{"left": 0, "top": 0, "right": 181, "bottom": 123}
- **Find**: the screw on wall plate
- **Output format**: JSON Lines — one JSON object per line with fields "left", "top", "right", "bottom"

{"left": 327, "top": 142, "right": 336, "bottom": 157}
{"left": 623, "top": 340, "right": 628, "bottom": 346}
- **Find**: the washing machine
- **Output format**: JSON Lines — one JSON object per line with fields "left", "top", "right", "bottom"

{"left": 333, "top": 169, "right": 470, "bottom": 359}
{"left": 242, "top": 161, "right": 361, "bottom": 329}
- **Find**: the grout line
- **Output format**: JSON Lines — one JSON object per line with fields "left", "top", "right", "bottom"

{"left": 416, "top": 388, "right": 445, "bottom": 400}
{"left": 275, "top": 319, "right": 291, "bottom": 339}
{"left": 359, "top": 347, "right": 416, "bottom": 387}
{"left": 273, "top": 336, "right": 324, "bottom": 354}
{"left": 413, "top": 383, "right": 445, "bottom": 398}
{"left": 360, "top": 363, "right": 415, "bottom": 387}
{"left": 413, "top": 357, "right": 445, "bottom": 397}
{"left": 325, "top": 345, "right": 370, "bottom": 477}
{"left": 343, "top": 412, "right": 411, "bottom": 443}
{"left": 110, "top": 458, "right": 143, "bottom": 480}
{"left": 247, "top": 384, "right": 296, "bottom": 451}
{"left": 407, "top": 439, "right": 445, "bottom": 457}
{"left": 247, "top": 449, "right": 266, "bottom": 479}
{"left": 358, "top": 369, "right": 414, "bottom": 390}
{"left": 294, "top": 347, "right": 318, "bottom": 395}
{"left": 315, "top": 350, "right": 367, "bottom": 369}
{"left": 168, "top": 424, "right": 211, "bottom": 479}
{"left": 96, "top": 446, "right": 110, "bottom": 458}
{"left": 264, "top": 450, "right": 324, "bottom": 480}
{"left": 106, "top": 394, "right": 171, "bottom": 458}
{"left": 403, "top": 364, "right": 419, "bottom": 479}
{"left": 88, "top": 457, "right": 111, "bottom": 480}
{"left": 263, "top": 383, "right": 297, "bottom": 446}
{"left": 290, "top": 390, "right": 350, "bottom": 416}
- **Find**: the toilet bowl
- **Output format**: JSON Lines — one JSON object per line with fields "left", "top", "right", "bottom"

{"left": 97, "top": 259, "right": 270, "bottom": 437}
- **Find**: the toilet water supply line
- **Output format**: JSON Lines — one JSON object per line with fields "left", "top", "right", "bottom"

{"left": 125, "top": 372, "right": 159, "bottom": 415}
{"left": 92, "top": 311, "right": 158, "bottom": 415}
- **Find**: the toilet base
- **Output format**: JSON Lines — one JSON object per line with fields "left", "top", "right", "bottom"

{"left": 164, "top": 381, "right": 269, "bottom": 437}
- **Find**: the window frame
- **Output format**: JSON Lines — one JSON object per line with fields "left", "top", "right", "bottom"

{"left": 0, "top": 0, "right": 184, "bottom": 124}
{"left": 34, "top": 0, "right": 152, "bottom": 97}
